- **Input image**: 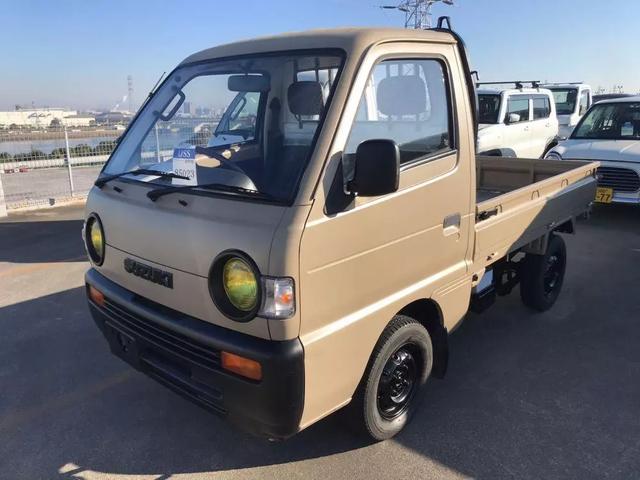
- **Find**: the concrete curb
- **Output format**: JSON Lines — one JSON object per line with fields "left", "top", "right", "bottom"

{"left": 6, "top": 195, "right": 87, "bottom": 213}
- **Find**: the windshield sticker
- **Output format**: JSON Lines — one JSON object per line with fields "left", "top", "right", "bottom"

{"left": 621, "top": 122, "right": 634, "bottom": 137}
{"left": 172, "top": 147, "right": 197, "bottom": 185}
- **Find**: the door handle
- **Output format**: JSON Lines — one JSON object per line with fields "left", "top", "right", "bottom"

{"left": 524, "top": 126, "right": 530, "bottom": 131}
{"left": 443, "top": 213, "right": 461, "bottom": 236}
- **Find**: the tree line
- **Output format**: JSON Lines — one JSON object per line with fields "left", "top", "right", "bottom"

{"left": 0, "top": 140, "right": 117, "bottom": 163}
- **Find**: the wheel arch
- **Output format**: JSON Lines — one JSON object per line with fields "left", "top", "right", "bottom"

{"left": 541, "top": 139, "right": 559, "bottom": 158}
{"left": 478, "top": 148, "right": 517, "bottom": 157}
{"left": 397, "top": 298, "right": 448, "bottom": 379}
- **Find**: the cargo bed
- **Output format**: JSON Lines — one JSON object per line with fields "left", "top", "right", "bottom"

{"left": 473, "top": 156, "right": 598, "bottom": 268}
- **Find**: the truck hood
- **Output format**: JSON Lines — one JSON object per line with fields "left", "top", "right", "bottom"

{"left": 554, "top": 139, "right": 640, "bottom": 163}
{"left": 85, "top": 182, "right": 290, "bottom": 338}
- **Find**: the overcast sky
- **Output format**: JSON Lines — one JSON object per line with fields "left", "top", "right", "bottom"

{"left": 3, "top": 0, "right": 639, "bottom": 111}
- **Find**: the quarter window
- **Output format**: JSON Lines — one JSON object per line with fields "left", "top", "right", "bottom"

{"left": 506, "top": 97, "right": 530, "bottom": 123}
{"left": 345, "top": 58, "right": 453, "bottom": 165}
{"left": 533, "top": 96, "right": 551, "bottom": 119}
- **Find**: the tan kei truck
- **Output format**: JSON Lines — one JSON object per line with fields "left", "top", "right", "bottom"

{"left": 83, "top": 19, "right": 598, "bottom": 441}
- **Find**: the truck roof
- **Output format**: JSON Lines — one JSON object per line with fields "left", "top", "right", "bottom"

{"left": 541, "top": 83, "right": 591, "bottom": 89}
{"left": 180, "top": 27, "right": 457, "bottom": 66}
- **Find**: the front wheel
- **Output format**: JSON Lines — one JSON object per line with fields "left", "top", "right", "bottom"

{"left": 349, "top": 315, "right": 433, "bottom": 441}
{"left": 520, "top": 234, "right": 567, "bottom": 311}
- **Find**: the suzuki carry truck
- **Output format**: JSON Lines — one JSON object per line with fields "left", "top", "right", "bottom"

{"left": 84, "top": 20, "right": 598, "bottom": 441}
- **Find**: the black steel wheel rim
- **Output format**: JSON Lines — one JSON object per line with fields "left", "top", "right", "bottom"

{"left": 377, "top": 344, "right": 419, "bottom": 420}
{"left": 543, "top": 254, "right": 561, "bottom": 295}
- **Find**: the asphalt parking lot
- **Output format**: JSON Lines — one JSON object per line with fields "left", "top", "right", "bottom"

{"left": 1, "top": 166, "right": 101, "bottom": 209}
{"left": 1, "top": 203, "right": 639, "bottom": 480}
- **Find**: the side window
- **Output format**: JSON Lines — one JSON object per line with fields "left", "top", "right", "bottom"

{"left": 215, "top": 91, "right": 261, "bottom": 141}
{"left": 506, "top": 97, "right": 530, "bottom": 123}
{"left": 344, "top": 58, "right": 453, "bottom": 166}
{"left": 229, "top": 92, "right": 260, "bottom": 135}
{"left": 533, "top": 96, "right": 551, "bottom": 120}
{"left": 579, "top": 91, "right": 590, "bottom": 115}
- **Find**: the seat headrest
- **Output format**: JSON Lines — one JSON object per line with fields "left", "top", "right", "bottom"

{"left": 288, "top": 81, "right": 324, "bottom": 116}
{"left": 377, "top": 75, "right": 427, "bottom": 116}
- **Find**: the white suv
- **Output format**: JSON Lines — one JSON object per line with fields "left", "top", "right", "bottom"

{"left": 542, "top": 83, "right": 592, "bottom": 139}
{"left": 546, "top": 96, "right": 640, "bottom": 204}
{"left": 477, "top": 83, "right": 559, "bottom": 158}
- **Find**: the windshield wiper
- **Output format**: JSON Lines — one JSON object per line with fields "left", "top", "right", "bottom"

{"left": 95, "top": 168, "right": 189, "bottom": 188}
{"left": 147, "top": 182, "right": 277, "bottom": 202}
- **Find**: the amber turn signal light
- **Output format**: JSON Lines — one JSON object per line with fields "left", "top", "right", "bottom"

{"left": 221, "top": 351, "right": 262, "bottom": 381}
{"left": 88, "top": 285, "right": 105, "bottom": 307}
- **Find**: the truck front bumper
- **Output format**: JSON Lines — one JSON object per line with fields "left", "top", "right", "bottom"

{"left": 85, "top": 268, "right": 304, "bottom": 439}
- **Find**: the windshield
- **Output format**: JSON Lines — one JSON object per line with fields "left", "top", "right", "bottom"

{"left": 478, "top": 94, "right": 501, "bottom": 124}
{"left": 102, "top": 51, "right": 344, "bottom": 203}
{"left": 550, "top": 88, "right": 578, "bottom": 115}
{"left": 572, "top": 102, "right": 640, "bottom": 140}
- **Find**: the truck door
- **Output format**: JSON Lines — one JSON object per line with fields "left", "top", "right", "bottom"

{"left": 578, "top": 89, "right": 591, "bottom": 116}
{"left": 298, "top": 42, "right": 475, "bottom": 425}
{"left": 502, "top": 94, "right": 533, "bottom": 157}
{"left": 530, "top": 95, "right": 554, "bottom": 157}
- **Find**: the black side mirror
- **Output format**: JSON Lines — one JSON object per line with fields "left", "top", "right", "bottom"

{"left": 347, "top": 139, "right": 400, "bottom": 197}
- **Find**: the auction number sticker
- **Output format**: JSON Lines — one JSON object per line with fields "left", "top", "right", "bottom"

{"left": 172, "top": 147, "right": 197, "bottom": 185}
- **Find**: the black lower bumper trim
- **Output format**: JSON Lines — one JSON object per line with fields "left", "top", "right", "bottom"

{"left": 86, "top": 268, "right": 304, "bottom": 439}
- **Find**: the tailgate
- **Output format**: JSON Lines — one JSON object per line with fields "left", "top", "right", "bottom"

{"left": 474, "top": 158, "right": 598, "bottom": 265}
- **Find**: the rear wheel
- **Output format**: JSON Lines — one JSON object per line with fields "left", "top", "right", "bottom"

{"left": 349, "top": 315, "right": 433, "bottom": 441}
{"left": 520, "top": 234, "right": 567, "bottom": 311}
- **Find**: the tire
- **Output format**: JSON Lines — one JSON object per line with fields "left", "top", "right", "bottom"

{"left": 348, "top": 315, "right": 433, "bottom": 441}
{"left": 520, "top": 234, "right": 567, "bottom": 311}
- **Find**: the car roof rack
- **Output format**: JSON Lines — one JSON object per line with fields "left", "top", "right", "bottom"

{"left": 476, "top": 80, "right": 540, "bottom": 89}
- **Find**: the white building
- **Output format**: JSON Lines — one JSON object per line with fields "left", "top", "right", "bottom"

{"left": 0, "top": 108, "right": 95, "bottom": 128}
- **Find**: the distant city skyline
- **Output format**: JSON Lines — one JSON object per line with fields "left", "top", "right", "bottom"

{"left": 3, "top": 0, "right": 640, "bottom": 111}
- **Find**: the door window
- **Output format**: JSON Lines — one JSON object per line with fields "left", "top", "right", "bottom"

{"left": 344, "top": 58, "right": 453, "bottom": 166}
{"left": 478, "top": 94, "right": 501, "bottom": 124}
{"left": 532, "top": 96, "right": 551, "bottom": 119}
{"left": 579, "top": 91, "right": 590, "bottom": 115}
{"left": 506, "top": 97, "right": 530, "bottom": 123}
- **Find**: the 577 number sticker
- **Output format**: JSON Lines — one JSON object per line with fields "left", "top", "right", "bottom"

{"left": 595, "top": 187, "right": 613, "bottom": 203}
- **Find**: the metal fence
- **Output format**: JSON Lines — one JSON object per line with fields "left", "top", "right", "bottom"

{"left": 0, "top": 126, "right": 122, "bottom": 212}
{"left": 0, "top": 112, "right": 223, "bottom": 215}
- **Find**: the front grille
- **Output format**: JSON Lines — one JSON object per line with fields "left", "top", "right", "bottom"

{"left": 597, "top": 166, "right": 640, "bottom": 193}
{"left": 101, "top": 298, "right": 221, "bottom": 371}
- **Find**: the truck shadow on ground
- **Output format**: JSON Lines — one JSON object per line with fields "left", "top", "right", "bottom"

{"left": 0, "top": 219, "right": 86, "bottom": 264}
{"left": 1, "top": 204, "right": 639, "bottom": 479}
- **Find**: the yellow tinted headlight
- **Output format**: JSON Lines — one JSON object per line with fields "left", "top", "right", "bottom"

{"left": 85, "top": 214, "right": 105, "bottom": 265}
{"left": 222, "top": 258, "right": 258, "bottom": 311}
{"left": 90, "top": 221, "right": 103, "bottom": 257}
